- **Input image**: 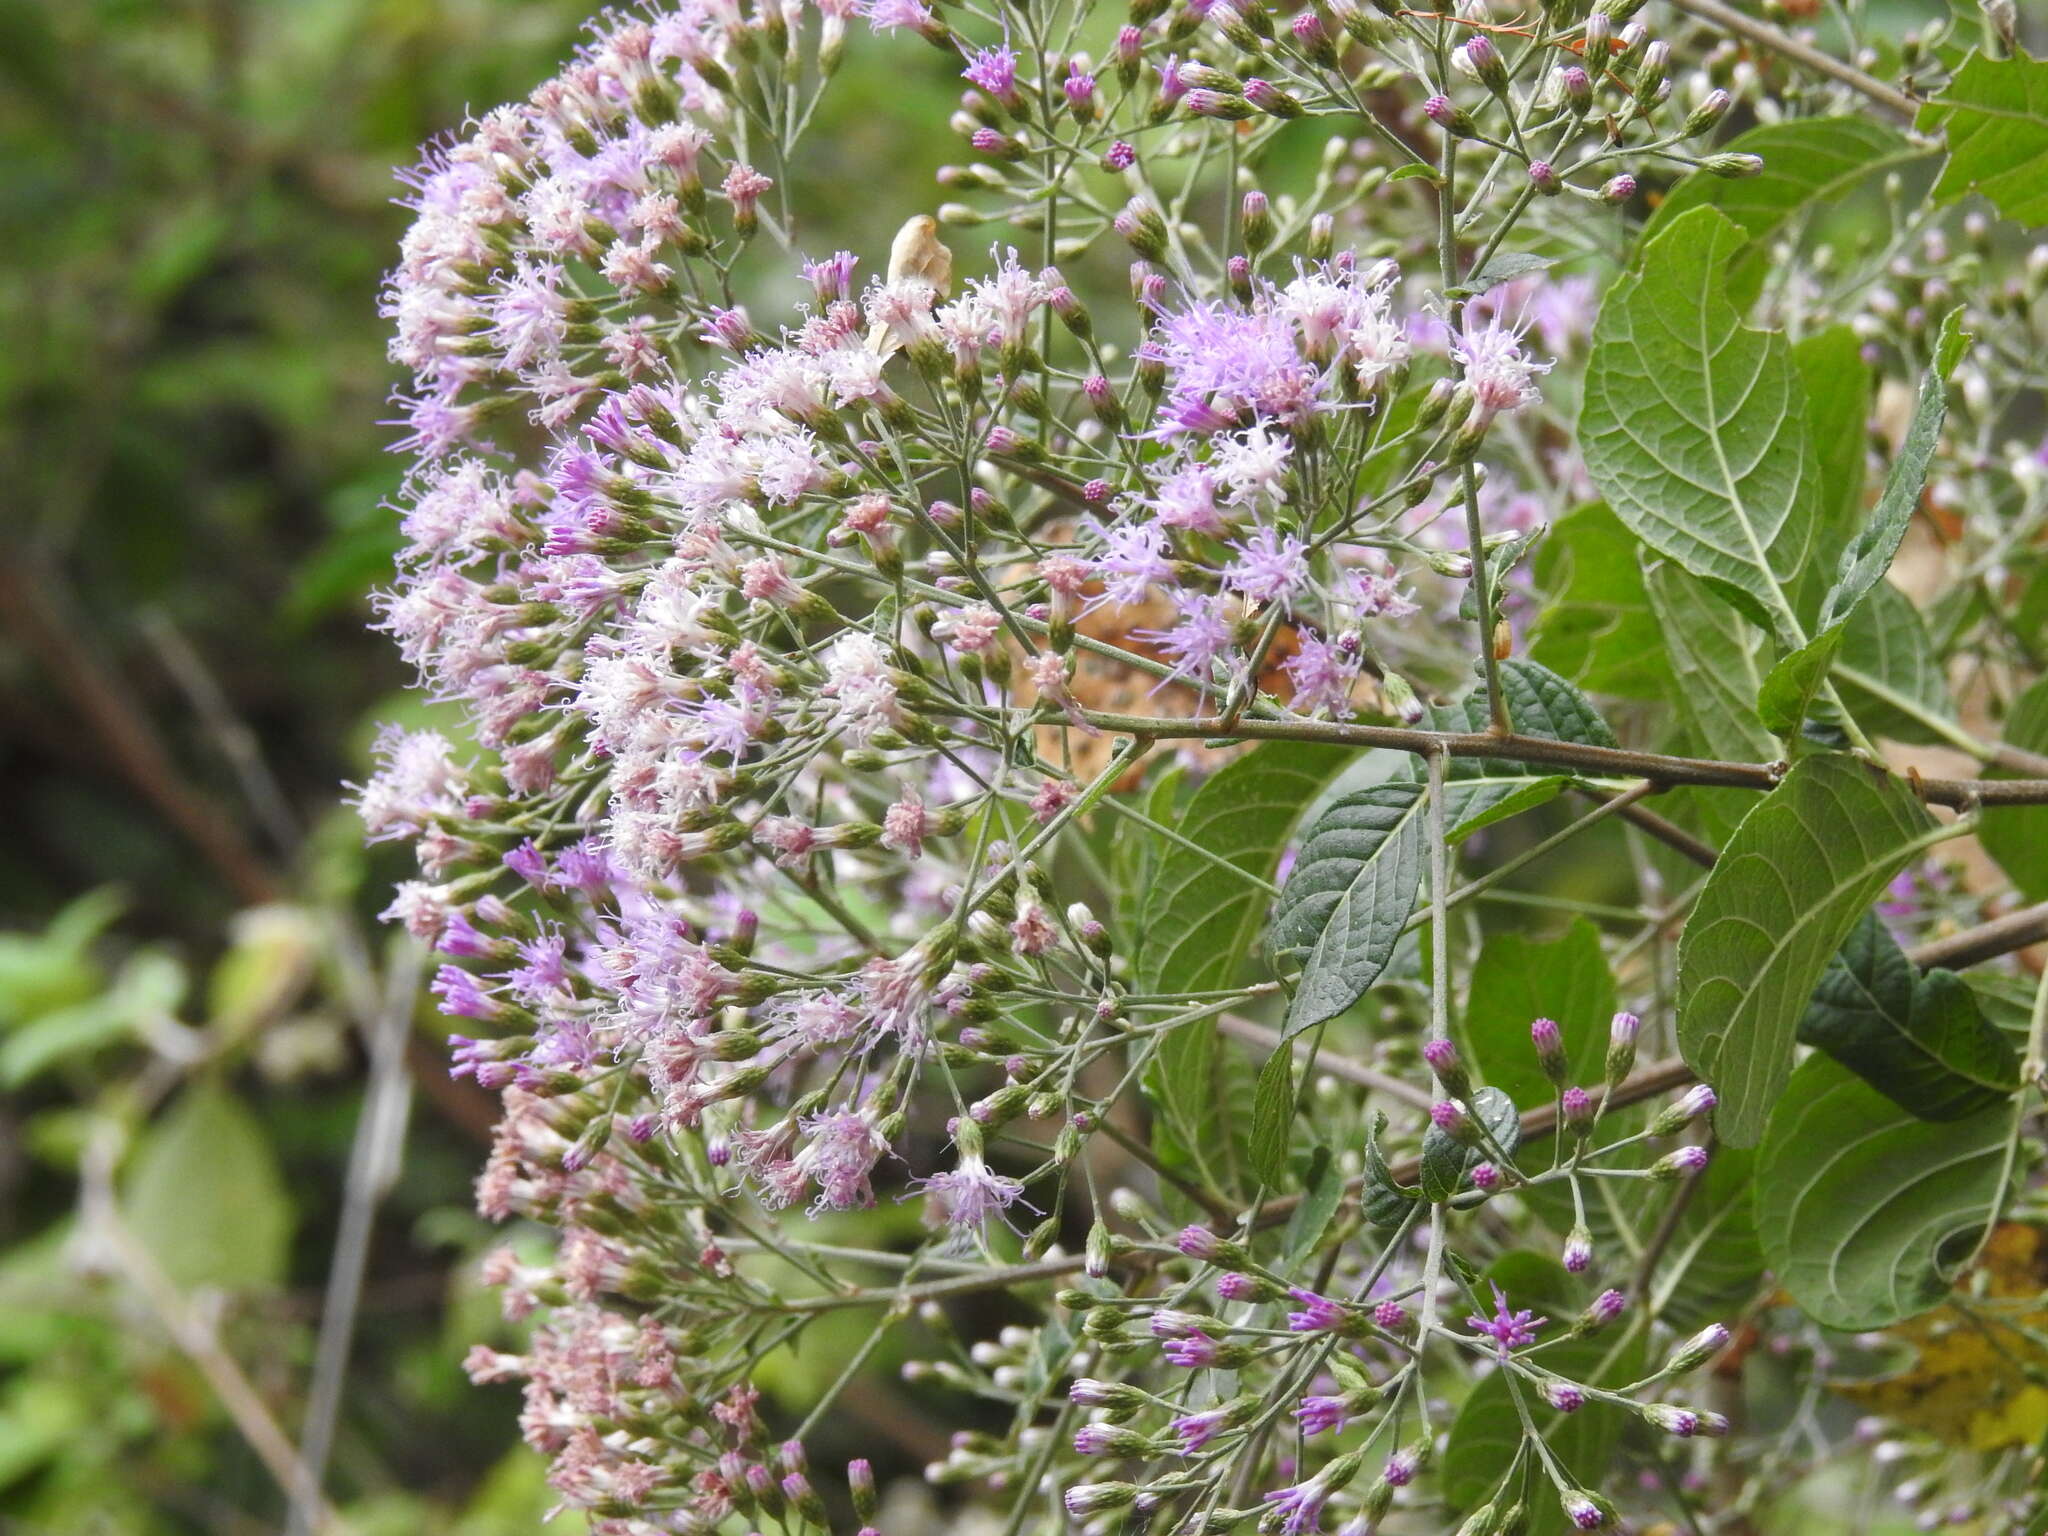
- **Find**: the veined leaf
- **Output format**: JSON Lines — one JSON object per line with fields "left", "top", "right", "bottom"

{"left": 1927, "top": 49, "right": 2048, "bottom": 227}
{"left": 1677, "top": 754, "right": 1940, "bottom": 1146}
{"left": 1642, "top": 559, "right": 1776, "bottom": 764}
{"left": 1794, "top": 326, "right": 1874, "bottom": 555}
{"left": 124, "top": 1081, "right": 293, "bottom": 1291}
{"left": 1459, "top": 918, "right": 1614, "bottom": 1113}
{"left": 1655, "top": 1147, "right": 1766, "bottom": 1332}
{"left": 1271, "top": 782, "right": 1427, "bottom": 1035}
{"left": 1363, "top": 1111, "right": 1418, "bottom": 1229}
{"left": 1529, "top": 504, "right": 1669, "bottom": 700}
{"left": 1756, "top": 1053, "right": 2018, "bottom": 1330}
{"left": 1834, "top": 582, "right": 1955, "bottom": 746}
{"left": 1248, "top": 1044, "right": 1295, "bottom": 1187}
{"left": 1799, "top": 911, "right": 2018, "bottom": 1120}
{"left": 1646, "top": 118, "right": 1929, "bottom": 308}
{"left": 1432, "top": 658, "right": 1619, "bottom": 750}
{"left": 1763, "top": 312, "right": 1966, "bottom": 740}
{"left": 1138, "top": 743, "right": 1352, "bottom": 996}
{"left": 1979, "top": 676, "right": 2048, "bottom": 902}
{"left": 1583, "top": 207, "right": 1818, "bottom": 641}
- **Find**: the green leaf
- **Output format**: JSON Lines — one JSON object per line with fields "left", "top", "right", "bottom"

{"left": 1677, "top": 753, "right": 1941, "bottom": 1146}
{"left": 1433, "top": 658, "right": 1620, "bottom": 750}
{"left": 1443, "top": 776, "right": 1567, "bottom": 843}
{"left": 1420, "top": 1085, "right": 1519, "bottom": 1203}
{"left": 1642, "top": 559, "right": 1776, "bottom": 763}
{"left": 1248, "top": 1045, "right": 1295, "bottom": 1187}
{"left": 1818, "top": 310, "right": 1969, "bottom": 636}
{"left": 1460, "top": 918, "right": 1615, "bottom": 1112}
{"left": 1798, "top": 912, "right": 2019, "bottom": 1120}
{"left": 1529, "top": 504, "right": 1669, "bottom": 700}
{"left": 1458, "top": 250, "right": 1559, "bottom": 296}
{"left": 1146, "top": 1021, "right": 1257, "bottom": 1210}
{"left": 1755, "top": 1053, "right": 2018, "bottom": 1330}
{"left": 1138, "top": 743, "right": 1353, "bottom": 996}
{"left": 1271, "top": 781, "right": 1427, "bottom": 1034}
{"left": 1757, "top": 626, "right": 1844, "bottom": 740}
{"left": 1363, "top": 1111, "right": 1417, "bottom": 1229}
{"left": 1644, "top": 118, "right": 1928, "bottom": 308}
{"left": 1441, "top": 1258, "right": 1646, "bottom": 1533}
{"left": 1654, "top": 1147, "right": 1766, "bottom": 1332}
{"left": 1927, "top": 49, "right": 2048, "bottom": 227}
{"left": 1834, "top": 583, "right": 1955, "bottom": 746}
{"left": 1283, "top": 1144, "right": 1344, "bottom": 1262}
{"left": 1794, "top": 326, "right": 1874, "bottom": 554}
{"left": 1765, "top": 312, "right": 1964, "bottom": 742}
{"left": 1979, "top": 676, "right": 2048, "bottom": 902}
{"left": 1583, "top": 206, "right": 1817, "bottom": 641}
{"left": 123, "top": 1081, "right": 293, "bottom": 1292}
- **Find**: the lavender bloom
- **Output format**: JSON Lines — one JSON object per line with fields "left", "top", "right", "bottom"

{"left": 1467, "top": 1283, "right": 1546, "bottom": 1355}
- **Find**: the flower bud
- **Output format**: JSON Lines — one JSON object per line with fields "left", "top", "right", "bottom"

{"left": 1424, "top": 93, "right": 1477, "bottom": 139}
{"left": 1240, "top": 189, "right": 1273, "bottom": 254}
{"left": 1458, "top": 35, "right": 1509, "bottom": 94}
{"left": 1582, "top": 10, "right": 1612, "bottom": 60}
{"left": 1703, "top": 152, "right": 1765, "bottom": 179}
{"left": 1562, "top": 1224, "right": 1593, "bottom": 1274}
{"left": 1559, "top": 63, "right": 1593, "bottom": 111}
{"left": 1650, "top": 1143, "right": 1710, "bottom": 1181}
{"left": 1430, "top": 1098, "right": 1479, "bottom": 1146}
{"left": 1307, "top": 212, "right": 1335, "bottom": 260}
{"left": 1666, "top": 1322, "right": 1730, "bottom": 1374}
{"left": 1604, "top": 1011, "right": 1639, "bottom": 1085}
{"left": 1598, "top": 173, "right": 1638, "bottom": 205}
{"left": 1649, "top": 1082, "right": 1717, "bottom": 1136}
{"left": 1530, "top": 1017, "right": 1569, "bottom": 1086}
{"left": 1561, "top": 1488, "right": 1612, "bottom": 1529}
{"left": 1684, "top": 87, "right": 1731, "bottom": 137}
{"left": 1292, "top": 10, "right": 1340, "bottom": 66}
{"left": 1561, "top": 1085, "right": 1595, "bottom": 1136}
{"left": 1529, "top": 159, "right": 1563, "bottom": 196}
{"left": 1244, "top": 78, "right": 1306, "bottom": 118}
{"left": 1422, "top": 1037, "right": 1473, "bottom": 1099}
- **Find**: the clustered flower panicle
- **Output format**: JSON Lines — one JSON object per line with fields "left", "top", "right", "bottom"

{"left": 362, "top": 1, "right": 2045, "bottom": 1532}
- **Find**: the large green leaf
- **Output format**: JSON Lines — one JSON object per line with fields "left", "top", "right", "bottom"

{"left": 1794, "top": 326, "right": 1873, "bottom": 559}
{"left": 1677, "top": 754, "right": 1941, "bottom": 1146}
{"left": 1755, "top": 1054, "right": 2018, "bottom": 1330}
{"left": 1927, "top": 49, "right": 2048, "bottom": 227}
{"left": 1798, "top": 912, "right": 2018, "bottom": 1120}
{"left": 1583, "top": 207, "right": 1818, "bottom": 641}
{"left": 1271, "top": 781, "right": 1427, "bottom": 1034}
{"left": 1645, "top": 118, "right": 1929, "bottom": 308}
{"left": 1137, "top": 743, "right": 1352, "bottom": 995}
{"left": 123, "top": 1081, "right": 293, "bottom": 1292}
{"left": 1529, "top": 504, "right": 1669, "bottom": 700}
{"left": 1654, "top": 1147, "right": 1766, "bottom": 1333}
{"left": 1642, "top": 559, "right": 1775, "bottom": 764}
{"left": 1834, "top": 583, "right": 1954, "bottom": 746}
{"left": 1459, "top": 918, "right": 1614, "bottom": 1112}
{"left": 1979, "top": 676, "right": 2048, "bottom": 902}
{"left": 1441, "top": 1254, "right": 1646, "bottom": 1534}
{"left": 1146, "top": 1018, "right": 1257, "bottom": 1209}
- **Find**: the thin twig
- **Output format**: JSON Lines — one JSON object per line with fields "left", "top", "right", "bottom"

{"left": 1664, "top": 0, "right": 1922, "bottom": 118}
{"left": 1218, "top": 1015, "right": 1436, "bottom": 1111}
{"left": 287, "top": 938, "right": 424, "bottom": 1536}
{"left": 1081, "top": 709, "right": 2048, "bottom": 810}
{"left": 81, "top": 1125, "right": 342, "bottom": 1532}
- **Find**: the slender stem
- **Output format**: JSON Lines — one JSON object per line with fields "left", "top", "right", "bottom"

{"left": 1663, "top": 0, "right": 1922, "bottom": 118}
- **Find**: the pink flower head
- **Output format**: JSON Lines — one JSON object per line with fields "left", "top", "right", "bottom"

{"left": 1467, "top": 1283, "right": 1546, "bottom": 1355}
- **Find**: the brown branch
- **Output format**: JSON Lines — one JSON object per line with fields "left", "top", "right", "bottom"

{"left": 0, "top": 558, "right": 279, "bottom": 906}
{"left": 1217, "top": 1014, "right": 1436, "bottom": 1111}
{"left": 1079, "top": 709, "right": 2048, "bottom": 811}
{"left": 1663, "top": 0, "right": 1922, "bottom": 118}
{"left": 1907, "top": 900, "right": 2048, "bottom": 971}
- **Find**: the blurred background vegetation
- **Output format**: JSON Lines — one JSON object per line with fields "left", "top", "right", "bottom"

{"left": 0, "top": 2, "right": 970, "bottom": 1528}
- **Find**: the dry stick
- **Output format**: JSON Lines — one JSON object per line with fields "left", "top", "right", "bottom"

{"left": 1910, "top": 899, "right": 2048, "bottom": 971}
{"left": 1663, "top": 0, "right": 1923, "bottom": 119}
{"left": 80, "top": 1126, "right": 342, "bottom": 1532}
{"left": 1080, "top": 709, "right": 2048, "bottom": 811}
{"left": 287, "top": 939, "right": 424, "bottom": 1536}
{"left": 0, "top": 558, "right": 280, "bottom": 905}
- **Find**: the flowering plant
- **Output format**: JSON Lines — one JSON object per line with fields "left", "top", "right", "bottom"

{"left": 367, "top": 0, "right": 2048, "bottom": 1531}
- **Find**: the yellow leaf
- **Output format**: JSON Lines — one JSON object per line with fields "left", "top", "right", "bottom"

{"left": 1833, "top": 1224, "right": 2048, "bottom": 1451}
